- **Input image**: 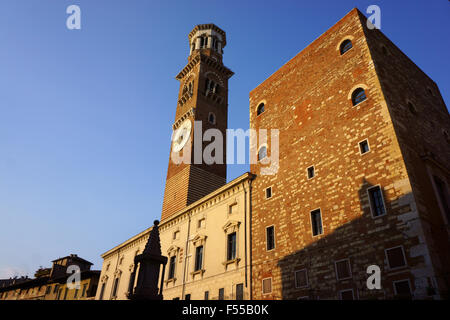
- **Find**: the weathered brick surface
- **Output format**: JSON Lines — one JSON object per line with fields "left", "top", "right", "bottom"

{"left": 249, "top": 8, "right": 449, "bottom": 300}
{"left": 161, "top": 29, "right": 233, "bottom": 222}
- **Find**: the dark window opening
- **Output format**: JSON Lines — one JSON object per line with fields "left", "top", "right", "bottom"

{"left": 340, "top": 290, "right": 354, "bottom": 300}
{"left": 266, "top": 226, "right": 275, "bottom": 251}
{"left": 340, "top": 39, "right": 353, "bottom": 55}
{"left": 99, "top": 283, "right": 106, "bottom": 300}
{"left": 307, "top": 166, "right": 315, "bottom": 179}
{"left": 236, "top": 283, "right": 244, "bottom": 300}
{"left": 368, "top": 186, "right": 386, "bottom": 217}
{"left": 386, "top": 246, "right": 407, "bottom": 269}
{"left": 394, "top": 280, "right": 412, "bottom": 297}
{"left": 168, "top": 256, "right": 176, "bottom": 279}
{"left": 295, "top": 270, "right": 308, "bottom": 288}
{"left": 266, "top": 187, "right": 272, "bottom": 199}
{"left": 311, "top": 209, "right": 323, "bottom": 236}
{"left": 352, "top": 88, "right": 367, "bottom": 106}
{"left": 335, "top": 260, "right": 351, "bottom": 280}
{"left": 195, "top": 246, "right": 203, "bottom": 271}
{"left": 257, "top": 103, "right": 265, "bottom": 115}
{"left": 433, "top": 176, "right": 450, "bottom": 222}
{"left": 227, "top": 232, "right": 237, "bottom": 261}
{"left": 359, "top": 140, "right": 370, "bottom": 154}
{"left": 407, "top": 102, "right": 417, "bottom": 115}
{"left": 218, "top": 288, "right": 224, "bottom": 300}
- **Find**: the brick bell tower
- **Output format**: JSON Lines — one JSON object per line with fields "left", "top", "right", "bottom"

{"left": 161, "top": 24, "right": 234, "bottom": 221}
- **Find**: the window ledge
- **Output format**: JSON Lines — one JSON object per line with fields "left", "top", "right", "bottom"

{"left": 222, "top": 258, "right": 241, "bottom": 267}
{"left": 352, "top": 99, "right": 368, "bottom": 108}
{"left": 190, "top": 269, "right": 205, "bottom": 277}
{"left": 165, "top": 277, "right": 177, "bottom": 285}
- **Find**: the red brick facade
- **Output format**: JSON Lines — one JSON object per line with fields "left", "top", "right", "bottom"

{"left": 249, "top": 8, "right": 449, "bottom": 300}
{"left": 161, "top": 25, "right": 234, "bottom": 221}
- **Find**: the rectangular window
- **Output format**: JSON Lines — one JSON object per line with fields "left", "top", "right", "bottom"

{"left": 111, "top": 278, "right": 119, "bottom": 298}
{"left": 168, "top": 256, "right": 176, "bottom": 279}
{"left": 99, "top": 283, "right": 106, "bottom": 300}
{"left": 236, "top": 283, "right": 244, "bottom": 300}
{"left": 56, "top": 288, "right": 62, "bottom": 300}
{"left": 74, "top": 288, "right": 79, "bottom": 299}
{"left": 294, "top": 269, "right": 308, "bottom": 288}
{"left": 335, "top": 259, "right": 352, "bottom": 280}
{"left": 265, "top": 187, "right": 272, "bottom": 199}
{"left": 185, "top": 294, "right": 191, "bottom": 300}
{"left": 393, "top": 280, "right": 412, "bottom": 297}
{"left": 307, "top": 166, "right": 315, "bottom": 179}
{"left": 368, "top": 186, "right": 386, "bottom": 217}
{"left": 266, "top": 226, "right": 275, "bottom": 251}
{"left": 359, "top": 139, "right": 370, "bottom": 154}
{"left": 53, "top": 285, "right": 59, "bottom": 294}
{"left": 227, "top": 232, "right": 237, "bottom": 261}
{"left": 195, "top": 246, "right": 204, "bottom": 271}
{"left": 45, "top": 286, "right": 51, "bottom": 295}
{"left": 204, "top": 291, "right": 209, "bottom": 300}
{"left": 173, "top": 231, "right": 179, "bottom": 240}
{"left": 340, "top": 289, "right": 354, "bottom": 300}
{"left": 386, "top": 246, "right": 407, "bottom": 269}
{"left": 218, "top": 288, "right": 224, "bottom": 300}
{"left": 311, "top": 209, "right": 323, "bottom": 236}
{"left": 433, "top": 176, "right": 450, "bottom": 222}
{"left": 262, "top": 278, "right": 272, "bottom": 294}
{"left": 63, "top": 287, "right": 68, "bottom": 300}
{"left": 229, "top": 203, "right": 237, "bottom": 214}
{"left": 82, "top": 283, "right": 88, "bottom": 297}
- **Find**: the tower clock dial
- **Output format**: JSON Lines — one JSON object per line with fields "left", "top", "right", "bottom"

{"left": 172, "top": 119, "right": 192, "bottom": 152}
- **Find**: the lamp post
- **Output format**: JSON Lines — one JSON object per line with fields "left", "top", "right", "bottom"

{"left": 128, "top": 220, "right": 168, "bottom": 300}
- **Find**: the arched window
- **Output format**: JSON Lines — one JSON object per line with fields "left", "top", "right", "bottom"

{"left": 205, "top": 78, "right": 219, "bottom": 94}
{"left": 352, "top": 88, "right": 367, "bottom": 106}
{"left": 208, "top": 112, "right": 216, "bottom": 124}
{"left": 257, "top": 103, "right": 265, "bottom": 116}
{"left": 340, "top": 39, "right": 353, "bottom": 55}
{"left": 407, "top": 102, "right": 417, "bottom": 115}
{"left": 258, "top": 146, "right": 267, "bottom": 161}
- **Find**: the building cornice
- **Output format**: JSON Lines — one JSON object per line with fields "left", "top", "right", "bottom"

{"left": 175, "top": 54, "right": 234, "bottom": 81}
{"left": 159, "top": 172, "right": 255, "bottom": 230}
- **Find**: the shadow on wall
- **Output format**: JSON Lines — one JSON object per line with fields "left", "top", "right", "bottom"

{"left": 276, "top": 179, "right": 448, "bottom": 300}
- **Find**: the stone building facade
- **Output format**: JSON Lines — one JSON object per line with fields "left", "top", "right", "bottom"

{"left": 249, "top": 8, "right": 449, "bottom": 300}
{"left": 95, "top": 9, "right": 449, "bottom": 301}
{"left": 0, "top": 254, "right": 99, "bottom": 300}
{"left": 96, "top": 172, "right": 254, "bottom": 300}
{"left": 96, "top": 24, "right": 254, "bottom": 300}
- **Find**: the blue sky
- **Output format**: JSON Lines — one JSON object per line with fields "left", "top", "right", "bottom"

{"left": 0, "top": 0, "right": 448, "bottom": 277}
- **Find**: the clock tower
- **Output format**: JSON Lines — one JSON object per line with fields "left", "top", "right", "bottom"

{"left": 161, "top": 24, "right": 234, "bottom": 222}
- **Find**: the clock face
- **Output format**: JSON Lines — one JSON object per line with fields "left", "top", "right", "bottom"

{"left": 172, "top": 119, "right": 192, "bottom": 152}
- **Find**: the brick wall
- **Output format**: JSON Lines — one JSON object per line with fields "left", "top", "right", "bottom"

{"left": 249, "top": 8, "right": 448, "bottom": 299}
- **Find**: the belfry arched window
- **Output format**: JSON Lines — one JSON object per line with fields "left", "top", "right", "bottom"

{"left": 205, "top": 78, "right": 219, "bottom": 94}
{"left": 351, "top": 88, "right": 367, "bottom": 106}
{"left": 340, "top": 39, "right": 353, "bottom": 55}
